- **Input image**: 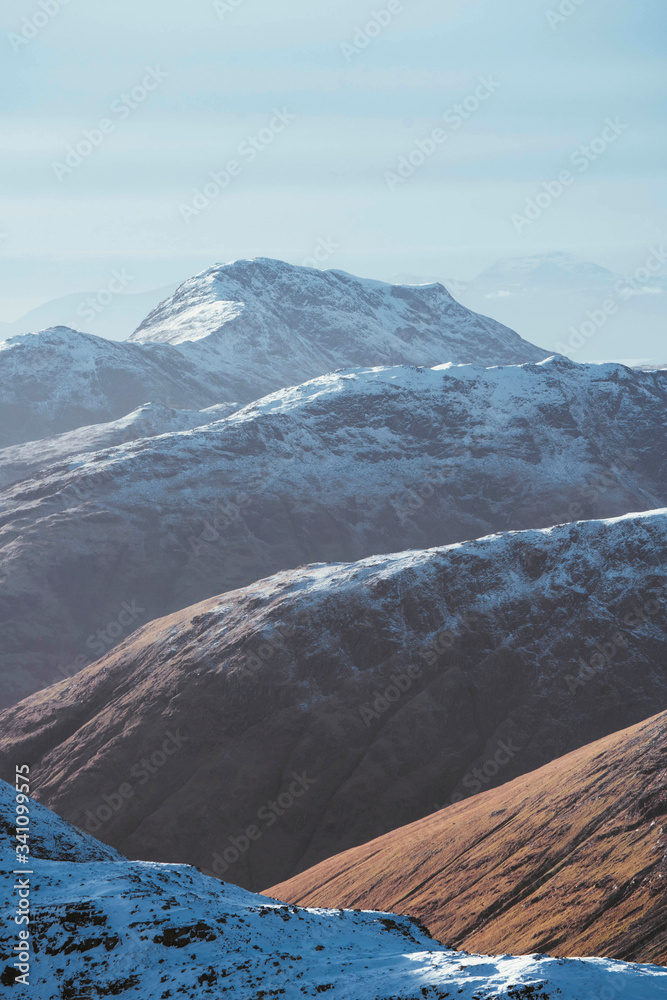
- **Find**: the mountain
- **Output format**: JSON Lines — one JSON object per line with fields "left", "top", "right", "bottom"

{"left": 0, "top": 400, "right": 240, "bottom": 490}
{"left": 4, "top": 783, "right": 665, "bottom": 998}
{"left": 0, "top": 259, "right": 549, "bottom": 448}
{"left": 1, "top": 507, "right": 666, "bottom": 893}
{"left": 473, "top": 252, "right": 619, "bottom": 287}
{"left": 0, "top": 326, "right": 232, "bottom": 448}
{"left": 0, "top": 356, "right": 665, "bottom": 706}
{"left": 454, "top": 252, "right": 667, "bottom": 365}
{"left": 129, "top": 257, "right": 550, "bottom": 391}
{"left": 269, "top": 709, "right": 667, "bottom": 966}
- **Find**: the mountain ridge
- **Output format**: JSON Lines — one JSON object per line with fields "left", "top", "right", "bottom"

{"left": 0, "top": 356, "right": 665, "bottom": 706}
{"left": 1, "top": 507, "right": 665, "bottom": 894}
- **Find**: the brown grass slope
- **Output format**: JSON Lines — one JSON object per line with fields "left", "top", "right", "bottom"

{"left": 268, "top": 709, "right": 667, "bottom": 966}
{"left": 0, "top": 513, "right": 666, "bottom": 895}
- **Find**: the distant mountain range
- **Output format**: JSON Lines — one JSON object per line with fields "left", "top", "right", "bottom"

{"left": 451, "top": 251, "right": 667, "bottom": 365}
{"left": 4, "top": 252, "right": 664, "bottom": 368}
{"left": 0, "top": 283, "right": 178, "bottom": 344}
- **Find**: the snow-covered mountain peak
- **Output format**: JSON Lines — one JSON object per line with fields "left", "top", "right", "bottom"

{"left": 129, "top": 257, "right": 549, "bottom": 376}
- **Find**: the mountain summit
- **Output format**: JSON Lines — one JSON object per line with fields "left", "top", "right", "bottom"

{"left": 1, "top": 260, "right": 549, "bottom": 447}
{"left": 129, "top": 257, "right": 549, "bottom": 396}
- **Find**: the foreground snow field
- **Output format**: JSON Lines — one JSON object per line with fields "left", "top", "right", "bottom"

{"left": 1, "top": 781, "right": 666, "bottom": 999}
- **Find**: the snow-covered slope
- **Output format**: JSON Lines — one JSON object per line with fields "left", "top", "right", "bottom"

{"left": 130, "top": 257, "right": 549, "bottom": 395}
{"left": 0, "top": 356, "right": 665, "bottom": 706}
{"left": 2, "top": 508, "right": 666, "bottom": 894}
{"left": 0, "top": 400, "right": 240, "bottom": 490}
{"left": 1, "top": 781, "right": 666, "bottom": 998}
{"left": 0, "top": 326, "right": 233, "bottom": 447}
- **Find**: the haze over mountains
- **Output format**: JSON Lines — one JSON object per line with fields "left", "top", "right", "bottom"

{"left": 453, "top": 251, "right": 667, "bottom": 365}
{"left": 0, "top": 283, "right": 179, "bottom": 346}
{"left": 4, "top": 782, "right": 665, "bottom": 998}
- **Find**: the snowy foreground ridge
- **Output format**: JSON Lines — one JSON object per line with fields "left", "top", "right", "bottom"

{"left": 1, "top": 783, "right": 666, "bottom": 998}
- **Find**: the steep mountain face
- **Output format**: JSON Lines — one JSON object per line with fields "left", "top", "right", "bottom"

{"left": 0, "top": 327, "right": 232, "bottom": 447}
{"left": 0, "top": 357, "right": 665, "bottom": 706}
{"left": 130, "top": 257, "right": 550, "bottom": 391}
{"left": 3, "top": 784, "right": 665, "bottom": 999}
{"left": 0, "top": 400, "right": 240, "bottom": 490}
{"left": 269, "top": 710, "right": 667, "bottom": 966}
{"left": 1, "top": 509, "right": 665, "bottom": 895}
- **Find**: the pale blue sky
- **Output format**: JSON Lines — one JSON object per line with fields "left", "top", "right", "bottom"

{"left": 0, "top": 0, "right": 665, "bottom": 320}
